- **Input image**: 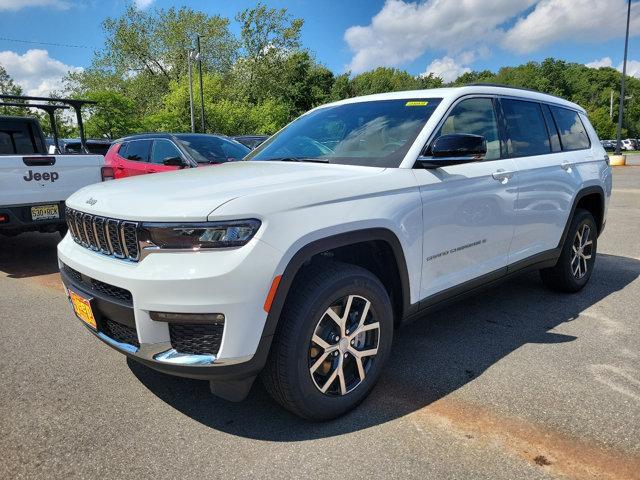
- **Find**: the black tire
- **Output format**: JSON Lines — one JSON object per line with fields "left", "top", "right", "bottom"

{"left": 540, "top": 208, "right": 597, "bottom": 293}
{"left": 262, "top": 261, "right": 394, "bottom": 420}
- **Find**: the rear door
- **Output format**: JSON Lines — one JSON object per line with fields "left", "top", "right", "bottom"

{"left": 504, "top": 99, "right": 587, "bottom": 263}
{"left": 117, "top": 139, "right": 152, "bottom": 177}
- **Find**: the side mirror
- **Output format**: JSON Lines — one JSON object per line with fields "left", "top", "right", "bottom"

{"left": 418, "top": 133, "right": 487, "bottom": 168}
{"left": 162, "top": 156, "right": 185, "bottom": 167}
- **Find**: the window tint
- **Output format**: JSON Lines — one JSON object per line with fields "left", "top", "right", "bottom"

{"left": 550, "top": 106, "right": 590, "bottom": 151}
{"left": 435, "top": 97, "right": 501, "bottom": 160}
{"left": 542, "top": 104, "right": 561, "bottom": 152}
{"left": 0, "top": 131, "right": 14, "bottom": 154}
{"left": 150, "top": 139, "right": 182, "bottom": 164}
{"left": 219, "top": 139, "right": 250, "bottom": 160}
{"left": 501, "top": 99, "right": 550, "bottom": 157}
{"left": 123, "top": 139, "right": 151, "bottom": 162}
{"left": 116, "top": 142, "right": 128, "bottom": 157}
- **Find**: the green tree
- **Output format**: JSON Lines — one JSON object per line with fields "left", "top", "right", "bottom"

{"left": 83, "top": 90, "right": 140, "bottom": 139}
{"left": 0, "top": 64, "right": 27, "bottom": 116}
{"left": 234, "top": 2, "right": 304, "bottom": 104}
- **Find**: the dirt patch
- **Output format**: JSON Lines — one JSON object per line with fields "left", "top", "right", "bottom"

{"left": 412, "top": 398, "right": 640, "bottom": 480}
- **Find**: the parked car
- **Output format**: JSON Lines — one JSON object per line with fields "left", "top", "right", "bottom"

{"left": 233, "top": 135, "right": 269, "bottom": 149}
{"left": 47, "top": 138, "right": 112, "bottom": 156}
{"left": 601, "top": 140, "right": 615, "bottom": 151}
{"left": 0, "top": 94, "right": 110, "bottom": 238}
{"left": 59, "top": 85, "right": 612, "bottom": 420}
{"left": 105, "top": 133, "right": 250, "bottom": 178}
{"left": 621, "top": 138, "right": 637, "bottom": 151}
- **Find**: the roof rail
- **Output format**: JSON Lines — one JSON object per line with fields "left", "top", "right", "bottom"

{"left": 0, "top": 94, "right": 96, "bottom": 154}
{"left": 466, "top": 83, "right": 568, "bottom": 102}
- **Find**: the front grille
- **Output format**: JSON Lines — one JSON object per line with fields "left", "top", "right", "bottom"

{"left": 102, "top": 318, "right": 139, "bottom": 348}
{"left": 61, "top": 263, "right": 133, "bottom": 306}
{"left": 169, "top": 323, "right": 224, "bottom": 356}
{"left": 66, "top": 207, "right": 139, "bottom": 261}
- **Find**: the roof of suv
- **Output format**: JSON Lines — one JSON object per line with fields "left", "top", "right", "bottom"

{"left": 321, "top": 85, "right": 585, "bottom": 114}
{"left": 115, "top": 133, "right": 233, "bottom": 143}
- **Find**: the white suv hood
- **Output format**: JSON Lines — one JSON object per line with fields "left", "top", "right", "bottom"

{"left": 66, "top": 161, "right": 385, "bottom": 221}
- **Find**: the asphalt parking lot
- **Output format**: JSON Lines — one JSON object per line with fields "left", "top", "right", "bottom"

{"left": 1, "top": 166, "right": 639, "bottom": 480}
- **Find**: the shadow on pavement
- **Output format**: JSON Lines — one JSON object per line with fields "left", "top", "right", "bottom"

{"left": 129, "top": 252, "right": 639, "bottom": 440}
{"left": 0, "top": 232, "right": 61, "bottom": 278}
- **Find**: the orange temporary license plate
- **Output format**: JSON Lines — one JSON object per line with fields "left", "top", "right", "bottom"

{"left": 69, "top": 290, "right": 97, "bottom": 329}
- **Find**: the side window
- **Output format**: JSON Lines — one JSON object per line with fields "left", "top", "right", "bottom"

{"left": 541, "top": 104, "right": 562, "bottom": 152}
{"left": 550, "top": 106, "right": 590, "bottom": 151}
{"left": 0, "top": 131, "right": 14, "bottom": 154}
{"left": 123, "top": 140, "right": 151, "bottom": 162}
{"left": 434, "top": 97, "right": 501, "bottom": 160}
{"left": 501, "top": 99, "right": 551, "bottom": 157}
{"left": 150, "top": 139, "right": 182, "bottom": 164}
{"left": 116, "top": 142, "right": 128, "bottom": 158}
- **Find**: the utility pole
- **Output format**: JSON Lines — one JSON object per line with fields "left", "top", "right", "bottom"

{"left": 196, "top": 34, "right": 206, "bottom": 133}
{"left": 187, "top": 50, "right": 195, "bottom": 133}
{"left": 615, "top": 0, "right": 631, "bottom": 156}
{"left": 610, "top": 89, "right": 614, "bottom": 119}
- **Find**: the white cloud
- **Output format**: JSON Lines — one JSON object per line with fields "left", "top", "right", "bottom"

{"left": 134, "top": 0, "right": 154, "bottom": 9}
{"left": 585, "top": 57, "right": 613, "bottom": 69}
{"left": 0, "top": 0, "right": 70, "bottom": 10}
{"left": 0, "top": 49, "right": 82, "bottom": 96}
{"left": 344, "top": 0, "right": 537, "bottom": 73}
{"left": 345, "top": 0, "right": 640, "bottom": 74}
{"left": 422, "top": 56, "right": 471, "bottom": 83}
{"left": 623, "top": 60, "right": 640, "bottom": 78}
{"left": 503, "top": 0, "right": 640, "bottom": 54}
{"left": 585, "top": 57, "right": 640, "bottom": 79}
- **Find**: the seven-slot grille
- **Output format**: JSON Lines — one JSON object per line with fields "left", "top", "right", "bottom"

{"left": 66, "top": 207, "right": 139, "bottom": 261}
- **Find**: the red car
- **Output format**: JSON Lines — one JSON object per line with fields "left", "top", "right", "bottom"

{"left": 105, "top": 133, "right": 251, "bottom": 179}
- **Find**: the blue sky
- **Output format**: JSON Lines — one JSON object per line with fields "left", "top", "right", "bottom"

{"left": 0, "top": 0, "right": 638, "bottom": 96}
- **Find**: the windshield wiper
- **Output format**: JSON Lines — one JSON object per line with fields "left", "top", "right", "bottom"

{"left": 272, "top": 157, "right": 330, "bottom": 163}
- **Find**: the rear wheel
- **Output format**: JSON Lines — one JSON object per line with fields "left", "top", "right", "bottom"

{"left": 262, "top": 261, "right": 393, "bottom": 420}
{"left": 540, "top": 208, "right": 597, "bottom": 292}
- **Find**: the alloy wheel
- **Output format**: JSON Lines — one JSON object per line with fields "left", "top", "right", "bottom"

{"left": 571, "top": 223, "right": 593, "bottom": 279}
{"left": 308, "top": 294, "right": 380, "bottom": 396}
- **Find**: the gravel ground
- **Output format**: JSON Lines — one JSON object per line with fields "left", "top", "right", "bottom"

{"left": 1, "top": 166, "right": 639, "bottom": 480}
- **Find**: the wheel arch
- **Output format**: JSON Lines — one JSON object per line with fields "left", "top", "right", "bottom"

{"left": 558, "top": 185, "right": 605, "bottom": 249}
{"left": 262, "top": 228, "right": 412, "bottom": 338}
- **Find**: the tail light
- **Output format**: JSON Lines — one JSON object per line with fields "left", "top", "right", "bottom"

{"left": 101, "top": 166, "right": 115, "bottom": 181}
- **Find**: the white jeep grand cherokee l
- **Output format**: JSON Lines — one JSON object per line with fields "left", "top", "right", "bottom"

{"left": 58, "top": 85, "right": 612, "bottom": 420}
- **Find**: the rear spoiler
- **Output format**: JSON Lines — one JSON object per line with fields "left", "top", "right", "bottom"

{"left": 0, "top": 94, "right": 97, "bottom": 154}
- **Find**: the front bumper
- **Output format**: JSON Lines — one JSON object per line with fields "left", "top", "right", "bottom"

{"left": 57, "top": 233, "right": 283, "bottom": 382}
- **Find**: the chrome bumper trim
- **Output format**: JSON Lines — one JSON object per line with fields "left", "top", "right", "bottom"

{"left": 153, "top": 348, "right": 216, "bottom": 366}
{"left": 97, "top": 331, "right": 139, "bottom": 354}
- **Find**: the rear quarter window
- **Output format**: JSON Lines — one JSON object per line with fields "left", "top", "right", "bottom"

{"left": 550, "top": 106, "right": 590, "bottom": 151}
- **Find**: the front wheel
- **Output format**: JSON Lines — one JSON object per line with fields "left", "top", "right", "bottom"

{"left": 540, "top": 208, "right": 597, "bottom": 292}
{"left": 262, "top": 261, "right": 394, "bottom": 420}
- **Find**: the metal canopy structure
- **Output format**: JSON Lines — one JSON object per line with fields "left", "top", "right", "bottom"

{"left": 0, "top": 94, "right": 97, "bottom": 154}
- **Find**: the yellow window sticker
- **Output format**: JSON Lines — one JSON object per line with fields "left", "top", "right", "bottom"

{"left": 405, "top": 101, "right": 429, "bottom": 106}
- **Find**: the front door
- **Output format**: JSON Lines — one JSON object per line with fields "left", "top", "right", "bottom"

{"left": 413, "top": 96, "right": 518, "bottom": 300}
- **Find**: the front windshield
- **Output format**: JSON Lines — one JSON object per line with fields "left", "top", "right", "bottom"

{"left": 246, "top": 98, "right": 441, "bottom": 167}
{"left": 176, "top": 135, "right": 250, "bottom": 163}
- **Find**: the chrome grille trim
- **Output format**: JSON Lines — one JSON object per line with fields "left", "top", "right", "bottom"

{"left": 66, "top": 207, "right": 139, "bottom": 262}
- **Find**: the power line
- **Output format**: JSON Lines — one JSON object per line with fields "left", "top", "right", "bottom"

{"left": 0, "top": 36, "right": 93, "bottom": 49}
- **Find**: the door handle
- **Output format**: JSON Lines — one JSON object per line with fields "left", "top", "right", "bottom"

{"left": 492, "top": 169, "right": 514, "bottom": 183}
{"left": 560, "top": 161, "right": 572, "bottom": 171}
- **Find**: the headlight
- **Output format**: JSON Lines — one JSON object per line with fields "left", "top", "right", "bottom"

{"left": 140, "top": 219, "right": 261, "bottom": 250}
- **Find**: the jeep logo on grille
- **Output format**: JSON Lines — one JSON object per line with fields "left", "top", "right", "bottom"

{"left": 23, "top": 170, "right": 59, "bottom": 182}
{"left": 86, "top": 197, "right": 97, "bottom": 206}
